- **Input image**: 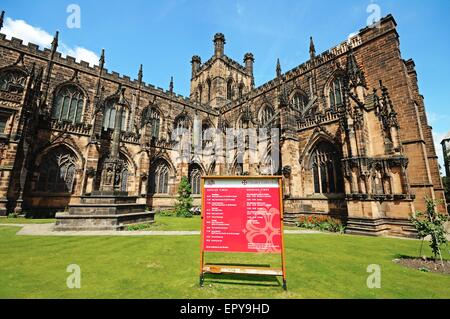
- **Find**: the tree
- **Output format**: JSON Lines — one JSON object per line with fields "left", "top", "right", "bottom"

{"left": 175, "top": 176, "right": 193, "bottom": 218}
{"left": 411, "top": 198, "right": 449, "bottom": 267}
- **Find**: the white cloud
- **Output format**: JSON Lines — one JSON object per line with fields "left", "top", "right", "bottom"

{"left": 2, "top": 17, "right": 99, "bottom": 66}
{"left": 236, "top": 2, "right": 244, "bottom": 16}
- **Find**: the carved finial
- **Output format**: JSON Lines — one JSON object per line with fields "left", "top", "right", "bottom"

{"left": 51, "top": 31, "right": 59, "bottom": 54}
{"left": 309, "top": 36, "right": 316, "bottom": 59}
{"left": 276, "top": 58, "right": 282, "bottom": 77}
{"left": 138, "top": 64, "right": 143, "bottom": 84}
{"left": 0, "top": 11, "right": 5, "bottom": 31}
{"left": 347, "top": 47, "right": 366, "bottom": 88}
{"left": 169, "top": 76, "right": 174, "bottom": 93}
{"left": 99, "top": 48, "right": 105, "bottom": 70}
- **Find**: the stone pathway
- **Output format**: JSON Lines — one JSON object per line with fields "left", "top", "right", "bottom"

{"left": 3, "top": 223, "right": 449, "bottom": 240}
{"left": 0, "top": 223, "right": 322, "bottom": 237}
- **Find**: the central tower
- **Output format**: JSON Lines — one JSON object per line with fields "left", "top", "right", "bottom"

{"left": 190, "top": 33, "right": 254, "bottom": 109}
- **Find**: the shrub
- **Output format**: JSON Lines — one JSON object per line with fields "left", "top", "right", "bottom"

{"left": 174, "top": 176, "right": 193, "bottom": 218}
{"left": 295, "top": 214, "right": 345, "bottom": 233}
{"left": 411, "top": 198, "right": 448, "bottom": 263}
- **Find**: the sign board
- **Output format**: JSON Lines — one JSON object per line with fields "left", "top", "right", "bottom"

{"left": 199, "top": 176, "right": 287, "bottom": 289}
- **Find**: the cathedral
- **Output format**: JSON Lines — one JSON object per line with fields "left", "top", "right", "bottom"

{"left": 0, "top": 12, "right": 445, "bottom": 237}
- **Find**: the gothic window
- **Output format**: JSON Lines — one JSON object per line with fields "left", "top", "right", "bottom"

{"left": 51, "top": 85, "right": 85, "bottom": 123}
{"left": 238, "top": 83, "right": 244, "bottom": 99}
{"left": 291, "top": 92, "right": 308, "bottom": 112}
{"left": 329, "top": 76, "right": 345, "bottom": 109}
{"left": 260, "top": 105, "right": 275, "bottom": 126}
{"left": 36, "top": 147, "right": 77, "bottom": 193}
{"left": 189, "top": 164, "right": 202, "bottom": 195}
{"left": 227, "top": 79, "right": 233, "bottom": 100}
{"left": 260, "top": 150, "right": 275, "bottom": 175}
{"left": 0, "top": 69, "right": 27, "bottom": 93}
{"left": 198, "top": 85, "right": 203, "bottom": 104}
{"left": 141, "top": 107, "right": 161, "bottom": 139}
{"left": 201, "top": 122, "right": 214, "bottom": 150}
{"left": 120, "top": 167, "right": 128, "bottom": 192}
{"left": 103, "top": 99, "right": 128, "bottom": 131}
{"left": 174, "top": 115, "right": 190, "bottom": 136}
{"left": 149, "top": 160, "right": 170, "bottom": 194}
{"left": 207, "top": 79, "right": 212, "bottom": 102}
{"left": 311, "top": 141, "right": 343, "bottom": 194}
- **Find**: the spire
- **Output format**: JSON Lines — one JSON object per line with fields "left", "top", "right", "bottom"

{"left": 346, "top": 46, "right": 366, "bottom": 88}
{"left": 276, "top": 58, "right": 281, "bottom": 77}
{"left": 169, "top": 76, "right": 174, "bottom": 93}
{"left": 0, "top": 11, "right": 5, "bottom": 31}
{"left": 138, "top": 64, "right": 143, "bottom": 84}
{"left": 51, "top": 30, "right": 59, "bottom": 54}
{"left": 99, "top": 48, "right": 105, "bottom": 70}
{"left": 309, "top": 36, "right": 316, "bottom": 59}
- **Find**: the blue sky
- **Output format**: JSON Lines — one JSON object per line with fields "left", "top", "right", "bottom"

{"left": 1, "top": 0, "right": 450, "bottom": 170}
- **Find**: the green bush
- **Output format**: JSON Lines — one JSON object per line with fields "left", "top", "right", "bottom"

{"left": 411, "top": 198, "right": 448, "bottom": 262}
{"left": 295, "top": 214, "right": 345, "bottom": 233}
{"left": 174, "top": 176, "right": 193, "bottom": 218}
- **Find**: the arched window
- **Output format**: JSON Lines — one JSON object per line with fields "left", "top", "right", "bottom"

{"left": 103, "top": 98, "right": 128, "bottom": 131}
{"left": 198, "top": 85, "right": 203, "bottom": 104}
{"left": 120, "top": 166, "right": 129, "bottom": 192}
{"left": 141, "top": 107, "right": 161, "bottom": 139}
{"left": 291, "top": 92, "right": 308, "bottom": 112}
{"left": 201, "top": 121, "right": 214, "bottom": 150}
{"left": 329, "top": 76, "right": 345, "bottom": 109}
{"left": 174, "top": 115, "right": 190, "bottom": 136}
{"left": 36, "top": 146, "right": 77, "bottom": 193}
{"left": 149, "top": 160, "right": 170, "bottom": 194}
{"left": 51, "top": 85, "right": 84, "bottom": 123}
{"left": 260, "top": 150, "right": 275, "bottom": 175}
{"left": 260, "top": 105, "right": 275, "bottom": 126}
{"left": 0, "top": 69, "right": 27, "bottom": 93}
{"left": 227, "top": 79, "right": 233, "bottom": 100}
{"left": 189, "top": 164, "right": 202, "bottom": 195}
{"left": 207, "top": 79, "right": 212, "bottom": 101}
{"left": 238, "top": 83, "right": 244, "bottom": 99}
{"left": 311, "top": 141, "right": 343, "bottom": 194}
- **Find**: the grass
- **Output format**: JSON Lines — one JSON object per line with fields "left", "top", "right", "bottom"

{"left": 131, "top": 214, "right": 202, "bottom": 231}
{"left": 0, "top": 225, "right": 450, "bottom": 298}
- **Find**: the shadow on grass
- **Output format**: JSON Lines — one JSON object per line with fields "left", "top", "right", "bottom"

{"left": 203, "top": 263, "right": 282, "bottom": 288}
{"left": 204, "top": 273, "right": 282, "bottom": 288}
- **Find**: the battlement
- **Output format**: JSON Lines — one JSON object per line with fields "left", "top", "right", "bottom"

{"left": 221, "top": 14, "right": 398, "bottom": 114}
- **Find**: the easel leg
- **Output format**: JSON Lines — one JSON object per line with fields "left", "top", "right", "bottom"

{"left": 282, "top": 279, "right": 287, "bottom": 291}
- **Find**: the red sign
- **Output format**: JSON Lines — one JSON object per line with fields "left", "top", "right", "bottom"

{"left": 202, "top": 178, "right": 282, "bottom": 253}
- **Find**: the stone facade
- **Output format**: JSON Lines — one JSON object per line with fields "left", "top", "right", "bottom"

{"left": 0, "top": 13, "right": 445, "bottom": 236}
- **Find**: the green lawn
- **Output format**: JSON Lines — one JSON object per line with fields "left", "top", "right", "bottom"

{"left": 139, "top": 214, "right": 202, "bottom": 231}
{"left": 1, "top": 225, "right": 449, "bottom": 298}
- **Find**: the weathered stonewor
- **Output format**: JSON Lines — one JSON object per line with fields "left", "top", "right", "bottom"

{"left": 54, "top": 88, "right": 154, "bottom": 231}
{"left": 55, "top": 192, "right": 154, "bottom": 231}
